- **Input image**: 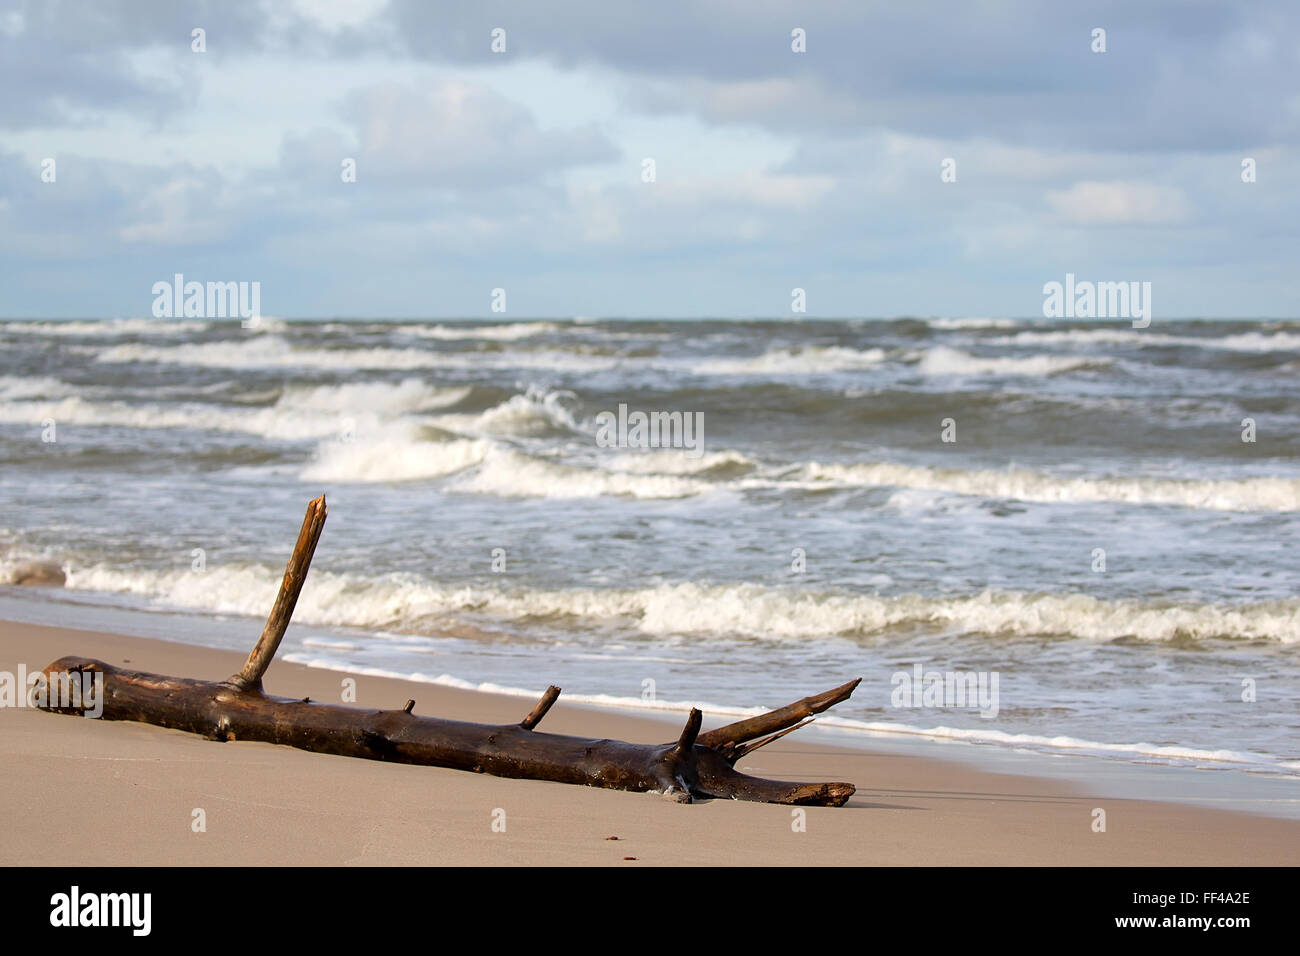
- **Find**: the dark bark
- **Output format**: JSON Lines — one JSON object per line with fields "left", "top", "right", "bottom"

{"left": 35, "top": 498, "right": 860, "bottom": 806}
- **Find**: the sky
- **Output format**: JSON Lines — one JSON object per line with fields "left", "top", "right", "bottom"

{"left": 1, "top": 0, "right": 1297, "bottom": 319}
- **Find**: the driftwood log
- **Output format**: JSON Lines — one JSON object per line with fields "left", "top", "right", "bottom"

{"left": 35, "top": 496, "right": 861, "bottom": 806}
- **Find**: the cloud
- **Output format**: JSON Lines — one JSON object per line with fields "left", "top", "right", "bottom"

{"left": 383, "top": 0, "right": 1300, "bottom": 150}
{"left": 1045, "top": 180, "right": 1191, "bottom": 225}
{"left": 655, "top": 170, "right": 835, "bottom": 209}
{"left": 117, "top": 170, "right": 238, "bottom": 244}
{"left": 0, "top": 0, "right": 387, "bottom": 130}
{"left": 2, "top": 1, "right": 1299, "bottom": 318}
{"left": 279, "top": 79, "right": 619, "bottom": 188}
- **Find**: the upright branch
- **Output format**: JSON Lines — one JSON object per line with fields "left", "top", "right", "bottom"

{"left": 228, "top": 494, "right": 328, "bottom": 692}
{"left": 673, "top": 708, "right": 702, "bottom": 756}
{"left": 520, "top": 685, "right": 561, "bottom": 730}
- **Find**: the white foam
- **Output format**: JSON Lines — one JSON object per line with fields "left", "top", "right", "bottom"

{"left": 96, "top": 337, "right": 616, "bottom": 373}
{"left": 401, "top": 321, "right": 562, "bottom": 341}
{"left": 691, "top": 345, "right": 888, "bottom": 375}
{"left": 451, "top": 447, "right": 708, "bottom": 499}
{"left": 279, "top": 379, "right": 470, "bottom": 414}
{"left": 927, "top": 318, "right": 1020, "bottom": 330}
{"left": 0, "top": 318, "right": 211, "bottom": 336}
{"left": 790, "top": 461, "right": 1300, "bottom": 512}
{"left": 990, "top": 328, "right": 1150, "bottom": 347}
{"left": 0, "top": 380, "right": 471, "bottom": 442}
{"left": 53, "top": 562, "right": 1300, "bottom": 645}
{"left": 992, "top": 328, "right": 1300, "bottom": 352}
{"left": 917, "top": 345, "right": 1108, "bottom": 376}
{"left": 1216, "top": 330, "right": 1300, "bottom": 352}
{"left": 430, "top": 387, "right": 580, "bottom": 437}
{"left": 602, "top": 449, "right": 755, "bottom": 476}
{"left": 302, "top": 435, "right": 492, "bottom": 483}
{"left": 0, "top": 397, "right": 337, "bottom": 440}
{"left": 0, "top": 375, "right": 75, "bottom": 400}
{"left": 627, "top": 582, "right": 1300, "bottom": 644}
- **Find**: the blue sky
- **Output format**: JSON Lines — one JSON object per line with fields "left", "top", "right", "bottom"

{"left": 1, "top": 0, "right": 1297, "bottom": 318}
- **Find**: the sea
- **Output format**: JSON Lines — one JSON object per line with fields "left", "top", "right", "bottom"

{"left": 1, "top": 315, "right": 1297, "bottom": 795}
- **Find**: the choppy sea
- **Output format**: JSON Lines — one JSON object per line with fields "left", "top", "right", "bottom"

{"left": 2, "top": 316, "right": 1297, "bottom": 783}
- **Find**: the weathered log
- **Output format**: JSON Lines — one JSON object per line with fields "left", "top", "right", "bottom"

{"left": 34, "top": 498, "right": 861, "bottom": 806}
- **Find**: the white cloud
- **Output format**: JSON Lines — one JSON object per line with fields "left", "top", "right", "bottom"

{"left": 289, "top": 0, "right": 390, "bottom": 32}
{"left": 313, "top": 79, "right": 618, "bottom": 186}
{"left": 658, "top": 170, "right": 835, "bottom": 208}
{"left": 0, "top": 10, "right": 25, "bottom": 37}
{"left": 1045, "top": 180, "right": 1191, "bottom": 225}
{"left": 118, "top": 174, "right": 236, "bottom": 245}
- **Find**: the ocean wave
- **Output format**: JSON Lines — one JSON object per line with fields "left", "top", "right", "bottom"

{"left": 0, "top": 318, "right": 212, "bottom": 336}
{"left": 916, "top": 346, "right": 1109, "bottom": 376}
{"left": 96, "top": 336, "right": 617, "bottom": 372}
{"left": 602, "top": 449, "right": 756, "bottom": 476}
{"left": 45, "top": 563, "right": 1300, "bottom": 645}
{"left": 926, "top": 317, "right": 1020, "bottom": 330}
{"left": 299, "top": 423, "right": 735, "bottom": 492}
{"left": 278, "top": 379, "right": 470, "bottom": 414}
{"left": 690, "top": 345, "right": 888, "bottom": 375}
{"left": 0, "top": 397, "right": 340, "bottom": 440}
{"left": 1214, "top": 331, "right": 1300, "bottom": 352}
{"left": 400, "top": 321, "right": 562, "bottom": 341}
{"left": 429, "top": 387, "right": 581, "bottom": 437}
{"left": 992, "top": 328, "right": 1300, "bottom": 352}
{"left": 449, "top": 447, "right": 708, "bottom": 498}
{"left": 301, "top": 435, "right": 492, "bottom": 482}
{"left": 0, "top": 375, "right": 76, "bottom": 400}
{"left": 990, "top": 329, "right": 1149, "bottom": 347}
{"left": 9, "top": 379, "right": 1292, "bottom": 512}
{"left": 0, "top": 380, "right": 471, "bottom": 442}
{"left": 97, "top": 337, "right": 436, "bottom": 371}
{"left": 789, "top": 461, "right": 1300, "bottom": 511}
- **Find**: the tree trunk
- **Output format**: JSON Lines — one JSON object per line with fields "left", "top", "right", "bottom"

{"left": 35, "top": 496, "right": 861, "bottom": 806}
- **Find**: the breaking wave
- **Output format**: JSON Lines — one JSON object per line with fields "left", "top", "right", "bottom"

{"left": 96, "top": 337, "right": 618, "bottom": 373}
{"left": 0, "top": 380, "right": 472, "bottom": 442}
{"left": 46, "top": 564, "right": 1300, "bottom": 645}
{"left": 790, "top": 461, "right": 1300, "bottom": 512}
{"left": 916, "top": 346, "right": 1109, "bottom": 376}
{"left": 992, "top": 328, "right": 1300, "bottom": 352}
{"left": 400, "top": 321, "right": 562, "bottom": 341}
{"left": 690, "top": 345, "right": 889, "bottom": 375}
{"left": 0, "top": 318, "right": 212, "bottom": 336}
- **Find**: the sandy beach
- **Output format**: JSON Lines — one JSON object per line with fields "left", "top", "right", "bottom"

{"left": 2, "top": 618, "right": 1296, "bottom": 867}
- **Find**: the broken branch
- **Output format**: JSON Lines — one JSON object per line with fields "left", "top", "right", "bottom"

{"left": 228, "top": 494, "right": 327, "bottom": 692}
{"left": 520, "top": 685, "right": 561, "bottom": 730}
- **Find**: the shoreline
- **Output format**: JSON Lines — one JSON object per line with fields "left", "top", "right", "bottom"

{"left": 3, "top": 589, "right": 1298, "bottom": 819}
{"left": 3, "top": 617, "right": 1299, "bottom": 865}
